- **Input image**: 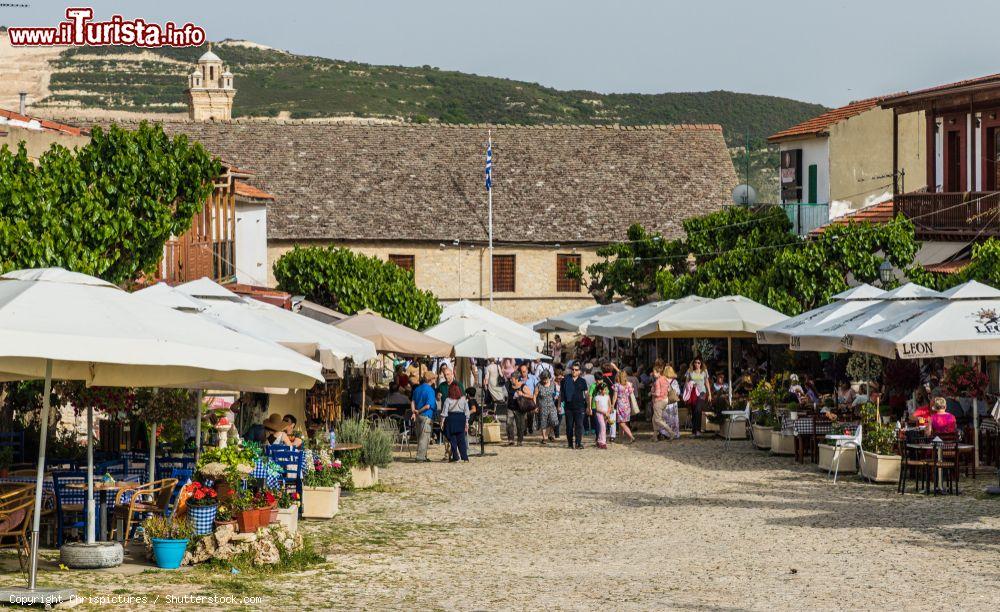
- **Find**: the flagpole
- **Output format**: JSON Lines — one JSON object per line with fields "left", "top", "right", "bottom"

{"left": 487, "top": 129, "right": 494, "bottom": 307}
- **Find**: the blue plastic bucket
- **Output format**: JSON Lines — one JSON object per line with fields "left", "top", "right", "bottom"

{"left": 151, "top": 538, "right": 188, "bottom": 569}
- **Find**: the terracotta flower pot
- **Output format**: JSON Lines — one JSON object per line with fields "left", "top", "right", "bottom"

{"left": 214, "top": 519, "right": 238, "bottom": 531}
{"left": 236, "top": 510, "right": 259, "bottom": 533}
{"left": 255, "top": 506, "right": 270, "bottom": 526}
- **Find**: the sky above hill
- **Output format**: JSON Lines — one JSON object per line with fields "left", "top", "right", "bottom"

{"left": 4, "top": 0, "right": 998, "bottom": 107}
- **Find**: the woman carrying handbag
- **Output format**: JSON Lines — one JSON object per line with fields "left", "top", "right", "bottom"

{"left": 611, "top": 369, "right": 637, "bottom": 443}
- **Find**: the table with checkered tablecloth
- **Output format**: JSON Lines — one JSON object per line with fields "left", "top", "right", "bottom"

{"left": 250, "top": 459, "right": 284, "bottom": 489}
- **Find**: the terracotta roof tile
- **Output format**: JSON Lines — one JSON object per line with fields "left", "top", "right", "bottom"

{"left": 809, "top": 199, "right": 895, "bottom": 235}
{"left": 881, "top": 73, "right": 1000, "bottom": 105}
{"left": 83, "top": 120, "right": 737, "bottom": 243}
{"left": 233, "top": 180, "right": 274, "bottom": 201}
{"left": 0, "top": 108, "right": 87, "bottom": 136}
{"left": 768, "top": 97, "right": 883, "bottom": 142}
{"left": 924, "top": 259, "right": 969, "bottom": 274}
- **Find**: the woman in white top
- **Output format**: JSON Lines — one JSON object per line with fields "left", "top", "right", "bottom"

{"left": 440, "top": 382, "right": 471, "bottom": 462}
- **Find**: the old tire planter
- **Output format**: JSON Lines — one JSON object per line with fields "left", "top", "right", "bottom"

{"left": 151, "top": 538, "right": 188, "bottom": 570}
{"left": 60, "top": 542, "right": 124, "bottom": 569}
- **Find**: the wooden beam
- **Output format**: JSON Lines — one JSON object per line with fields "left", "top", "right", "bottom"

{"left": 926, "top": 106, "right": 936, "bottom": 192}
{"left": 892, "top": 109, "right": 899, "bottom": 196}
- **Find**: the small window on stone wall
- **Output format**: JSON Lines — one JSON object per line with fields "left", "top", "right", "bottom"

{"left": 556, "top": 254, "right": 582, "bottom": 292}
{"left": 388, "top": 254, "right": 415, "bottom": 273}
{"left": 492, "top": 255, "right": 516, "bottom": 292}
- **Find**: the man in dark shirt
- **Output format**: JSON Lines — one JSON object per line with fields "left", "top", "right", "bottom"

{"left": 560, "top": 362, "right": 590, "bottom": 449}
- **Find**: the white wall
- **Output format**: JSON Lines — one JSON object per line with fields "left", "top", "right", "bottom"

{"left": 779, "top": 137, "right": 830, "bottom": 204}
{"left": 235, "top": 202, "right": 268, "bottom": 286}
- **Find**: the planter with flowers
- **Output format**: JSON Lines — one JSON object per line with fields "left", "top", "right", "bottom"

{"left": 213, "top": 503, "right": 237, "bottom": 530}
{"left": 857, "top": 403, "right": 901, "bottom": 483}
{"left": 275, "top": 489, "right": 301, "bottom": 533}
{"left": 253, "top": 489, "right": 277, "bottom": 526}
{"left": 231, "top": 490, "right": 260, "bottom": 533}
{"left": 184, "top": 482, "right": 219, "bottom": 535}
{"left": 302, "top": 451, "right": 348, "bottom": 519}
{"left": 196, "top": 445, "right": 256, "bottom": 500}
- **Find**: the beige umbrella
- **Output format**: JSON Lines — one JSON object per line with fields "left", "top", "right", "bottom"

{"left": 334, "top": 310, "right": 454, "bottom": 357}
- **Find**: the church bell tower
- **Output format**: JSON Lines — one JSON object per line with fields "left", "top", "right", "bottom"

{"left": 185, "top": 44, "right": 236, "bottom": 121}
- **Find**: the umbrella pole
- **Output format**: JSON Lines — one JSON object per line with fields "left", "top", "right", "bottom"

{"left": 973, "top": 397, "right": 980, "bottom": 473}
{"left": 727, "top": 337, "right": 733, "bottom": 406}
{"left": 28, "top": 359, "right": 53, "bottom": 590}
{"left": 85, "top": 403, "right": 95, "bottom": 544}
{"left": 149, "top": 423, "right": 157, "bottom": 485}
{"left": 361, "top": 363, "right": 367, "bottom": 420}
{"left": 194, "top": 390, "right": 203, "bottom": 466}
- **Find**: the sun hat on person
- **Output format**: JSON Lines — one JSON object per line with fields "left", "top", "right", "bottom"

{"left": 263, "top": 413, "right": 287, "bottom": 432}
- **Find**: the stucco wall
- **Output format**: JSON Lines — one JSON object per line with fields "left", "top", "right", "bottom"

{"left": 778, "top": 137, "right": 830, "bottom": 204}
{"left": 828, "top": 107, "right": 925, "bottom": 210}
{"left": 235, "top": 202, "right": 269, "bottom": 286}
{"left": 267, "top": 240, "right": 601, "bottom": 323}
{"left": 0, "top": 125, "right": 89, "bottom": 160}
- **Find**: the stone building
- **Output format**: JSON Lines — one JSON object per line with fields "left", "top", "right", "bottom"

{"left": 120, "top": 119, "right": 737, "bottom": 322}
{"left": 0, "top": 106, "right": 89, "bottom": 159}
{"left": 185, "top": 45, "right": 236, "bottom": 121}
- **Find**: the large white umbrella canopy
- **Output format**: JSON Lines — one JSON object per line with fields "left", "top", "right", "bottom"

{"left": 589, "top": 296, "right": 709, "bottom": 339}
{"left": 841, "top": 280, "right": 1000, "bottom": 359}
{"left": 0, "top": 268, "right": 324, "bottom": 596}
{"left": 452, "top": 330, "right": 550, "bottom": 360}
{"left": 788, "top": 283, "right": 943, "bottom": 353}
{"left": 439, "top": 300, "right": 540, "bottom": 345}
{"left": 169, "top": 278, "right": 377, "bottom": 374}
{"left": 635, "top": 295, "right": 787, "bottom": 339}
{"left": 425, "top": 315, "right": 540, "bottom": 353}
{"left": 535, "top": 302, "right": 632, "bottom": 334}
{"left": 756, "top": 283, "right": 886, "bottom": 345}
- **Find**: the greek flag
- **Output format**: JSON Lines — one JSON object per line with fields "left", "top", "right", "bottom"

{"left": 485, "top": 141, "right": 493, "bottom": 191}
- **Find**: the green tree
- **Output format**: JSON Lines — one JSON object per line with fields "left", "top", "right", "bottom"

{"left": 0, "top": 122, "right": 219, "bottom": 284}
{"left": 273, "top": 246, "right": 442, "bottom": 329}
{"left": 578, "top": 224, "right": 683, "bottom": 305}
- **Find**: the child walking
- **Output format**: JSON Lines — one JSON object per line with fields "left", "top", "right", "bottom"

{"left": 592, "top": 382, "right": 611, "bottom": 449}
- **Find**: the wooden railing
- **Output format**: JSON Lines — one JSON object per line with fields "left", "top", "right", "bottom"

{"left": 895, "top": 192, "right": 1000, "bottom": 237}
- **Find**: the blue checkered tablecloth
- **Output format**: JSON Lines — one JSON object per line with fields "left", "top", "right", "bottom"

{"left": 250, "top": 459, "right": 283, "bottom": 488}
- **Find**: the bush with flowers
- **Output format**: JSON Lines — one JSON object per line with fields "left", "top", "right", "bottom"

{"left": 942, "top": 361, "right": 990, "bottom": 400}
{"left": 304, "top": 449, "right": 352, "bottom": 490}
{"left": 253, "top": 489, "right": 277, "bottom": 510}
{"left": 185, "top": 481, "right": 218, "bottom": 507}
{"left": 276, "top": 489, "right": 300, "bottom": 509}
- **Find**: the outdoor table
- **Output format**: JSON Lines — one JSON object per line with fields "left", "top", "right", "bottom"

{"left": 720, "top": 410, "right": 746, "bottom": 450}
{"left": 824, "top": 434, "right": 854, "bottom": 442}
{"left": 906, "top": 443, "right": 973, "bottom": 495}
{"left": 68, "top": 481, "right": 139, "bottom": 541}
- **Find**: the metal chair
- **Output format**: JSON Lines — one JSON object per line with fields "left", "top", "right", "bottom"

{"left": 721, "top": 405, "right": 750, "bottom": 450}
{"left": 828, "top": 425, "right": 862, "bottom": 483}
{"left": 388, "top": 414, "right": 412, "bottom": 458}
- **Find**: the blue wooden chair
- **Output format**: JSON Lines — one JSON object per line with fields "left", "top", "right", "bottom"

{"left": 265, "top": 447, "right": 304, "bottom": 515}
{"left": 0, "top": 432, "right": 25, "bottom": 463}
{"left": 166, "top": 468, "right": 193, "bottom": 515}
{"left": 51, "top": 470, "right": 88, "bottom": 546}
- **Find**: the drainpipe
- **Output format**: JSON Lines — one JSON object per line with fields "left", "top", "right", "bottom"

{"left": 18, "top": 92, "right": 27, "bottom": 115}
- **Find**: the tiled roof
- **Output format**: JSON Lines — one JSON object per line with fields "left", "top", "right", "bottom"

{"left": 0, "top": 109, "right": 87, "bottom": 136}
{"left": 881, "top": 73, "right": 1000, "bottom": 105}
{"left": 809, "top": 199, "right": 895, "bottom": 235}
{"left": 84, "top": 120, "right": 737, "bottom": 243}
{"left": 924, "top": 259, "right": 970, "bottom": 274}
{"left": 233, "top": 180, "right": 274, "bottom": 201}
{"left": 768, "top": 97, "right": 882, "bottom": 142}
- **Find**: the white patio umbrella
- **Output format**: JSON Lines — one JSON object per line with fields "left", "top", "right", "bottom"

{"left": 0, "top": 268, "right": 324, "bottom": 600}
{"left": 636, "top": 295, "right": 788, "bottom": 404}
{"left": 439, "top": 300, "right": 540, "bottom": 346}
{"left": 788, "top": 283, "right": 943, "bottom": 353}
{"left": 588, "top": 297, "right": 709, "bottom": 339}
{"left": 841, "top": 280, "right": 1000, "bottom": 471}
{"left": 756, "top": 284, "right": 886, "bottom": 346}
{"left": 534, "top": 302, "right": 632, "bottom": 334}
{"left": 452, "top": 330, "right": 550, "bottom": 360}
{"left": 424, "top": 315, "right": 540, "bottom": 353}
{"left": 169, "top": 278, "right": 377, "bottom": 373}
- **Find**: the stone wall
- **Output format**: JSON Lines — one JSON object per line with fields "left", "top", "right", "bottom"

{"left": 267, "top": 240, "right": 601, "bottom": 323}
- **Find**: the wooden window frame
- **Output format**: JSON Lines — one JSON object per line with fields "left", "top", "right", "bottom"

{"left": 492, "top": 254, "right": 516, "bottom": 293}
{"left": 388, "top": 254, "right": 415, "bottom": 273}
{"left": 556, "top": 253, "right": 582, "bottom": 292}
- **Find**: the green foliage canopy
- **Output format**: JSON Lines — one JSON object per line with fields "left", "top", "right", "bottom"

{"left": 0, "top": 122, "right": 220, "bottom": 284}
{"left": 273, "top": 246, "right": 442, "bottom": 330}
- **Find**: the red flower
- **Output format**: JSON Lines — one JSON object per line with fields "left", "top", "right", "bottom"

{"left": 193, "top": 490, "right": 205, "bottom": 500}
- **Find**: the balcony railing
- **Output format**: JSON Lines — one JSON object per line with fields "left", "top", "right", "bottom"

{"left": 895, "top": 192, "right": 1000, "bottom": 237}
{"left": 782, "top": 203, "right": 830, "bottom": 236}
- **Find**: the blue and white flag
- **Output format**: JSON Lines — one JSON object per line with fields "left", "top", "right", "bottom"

{"left": 485, "top": 140, "right": 493, "bottom": 191}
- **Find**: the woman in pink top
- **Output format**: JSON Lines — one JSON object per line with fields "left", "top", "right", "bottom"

{"left": 928, "top": 396, "right": 957, "bottom": 435}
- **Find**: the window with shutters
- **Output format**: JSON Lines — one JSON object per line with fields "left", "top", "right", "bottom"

{"left": 492, "top": 255, "right": 516, "bottom": 292}
{"left": 388, "top": 254, "right": 415, "bottom": 273}
{"left": 556, "top": 254, "right": 582, "bottom": 292}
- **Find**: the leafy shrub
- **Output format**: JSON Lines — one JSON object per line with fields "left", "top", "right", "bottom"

{"left": 860, "top": 402, "right": 896, "bottom": 456}
{"left": 273, "top": 246, "right": 441, "bottom": 329}
{"left": 362, "top": 426, "right": 394, "bottom": 469}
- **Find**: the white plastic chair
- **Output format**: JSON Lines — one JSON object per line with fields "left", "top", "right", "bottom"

{"left": 828, "top": 425, "right": 862, "bottom": 483}
{"left": 721, "top": 404, "right": 751, "bottom": 450}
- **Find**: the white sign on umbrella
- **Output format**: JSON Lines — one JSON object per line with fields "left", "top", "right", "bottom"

{"left": 787, "top": 283, "right": 943, "bottom": 353}
{"left": 756, "top": 284, "right": 886, "bottom": 345}
{"left": 0, "top": 268, "right": 324, "bottom": 602}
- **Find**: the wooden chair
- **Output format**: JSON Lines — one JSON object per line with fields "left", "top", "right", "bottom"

{"left": 898, "top": 443, "right": 933, "bottom": 494}
{"left": 110, "top": 478, "right": 177, "bottom": 544}
{"left": 0, "top": 490, "right": 35, "bottom": 575}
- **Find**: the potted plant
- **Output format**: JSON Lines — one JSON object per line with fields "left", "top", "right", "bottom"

{"left": 482, "top": 415, "right": 502, "bottom": 444}
{"left": 302, "top": 451, "right": 346, "bottom": 519}
{"left": 361, "top": 423, "right": 394, "bottom": 486}
{"left": 751, "top": 410, "right": 779, "bottom": 450}
{"left": 857, "top": 403, "right": 901, "bottom": 483}
{"left": 231, "top": 489, "right": 259, "bottom": 533}
{"left": 253, "top": 489, "right": 277, "bottom": 526}
{"left": 196, "top": 445, "right": 257, "bottom": 499}
{"left": 184, "top": 481, "right": 219, "bottom": 535}
{"left": 275, "top": 489, "right": 301, "bottom": 533}
{"left": 0, "top": 447, "right": 13, "bottom": 477}
{"left": 214, "top": 503, "right": 237, "bottom": 530}
{"left": 144, "top": 516, "right": 193, "bottom": 570}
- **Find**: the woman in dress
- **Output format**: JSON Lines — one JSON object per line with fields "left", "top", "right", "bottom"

{"left": 686, "top": 357, "right": 711, "bottom": 437}
{"left": 611, "top": 370, "right": 636, "bottom": 443}
{"left": 536, "top": 371, "right": 559, "bottom": 445}
{"left": 662, "top": 365, "right": 681, "bottom": 440}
